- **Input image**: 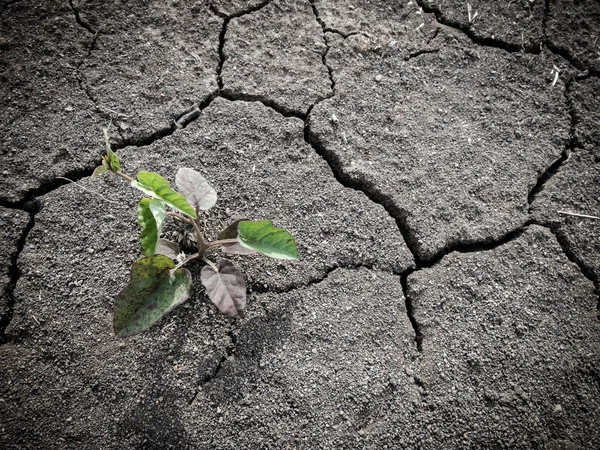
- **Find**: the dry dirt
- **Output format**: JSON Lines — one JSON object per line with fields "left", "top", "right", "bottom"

{"left": 1, "top": 0, "right": 599, "bottom": 449}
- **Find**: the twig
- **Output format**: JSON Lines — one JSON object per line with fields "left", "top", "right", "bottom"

{"left": 557, "top": 210, "right": 600, "bottom": 220}
{"left": 56, "top": 177, "right": 122, "bottom": 204}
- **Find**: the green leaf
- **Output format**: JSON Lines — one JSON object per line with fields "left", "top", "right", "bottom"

{"left": 138, "top": 198, "right": 167, "bottom": 256}
{"left": 237, "top": 220, "right": 299, "bottom": 260}
{"left": 103, "top": 127, "right": 120, "bottom": 171}
{"left": 131, "top": 171, "right": 197, "bottom": 218}
{"left": 218, "top": 218, "right": 250, "bottom": 240}
{"left": 218, "top": 218, "right": 257, "bottom": 255}
{"left": 114, "top": 255, "right": 192, "bottom": 337}
{"left": 200, "top": 259, "right": 246, "bottom": 317}
{"left": 92, "top": 159, "right": 109, "bottom": 178}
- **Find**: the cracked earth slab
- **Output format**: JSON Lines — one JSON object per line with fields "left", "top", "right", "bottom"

{"left": 1, "top": 263, "right": 415, "bottom": 448}
{"left": 547, "top": 0, "right": 600, "bottom": 72}
{"left": 222, "top": 0, "right": 331, "bottom": 116}
{"left": 74, "top": 0, "right": 220, "bottom": 142}
{"left": 408, "top": 225, "right": 600, "bottom": 448}
{"left": 187, "top": 267, "right": 420, "bottom": 448}
{"left": 309, "top": 28, "right": 570, "bottom": 263}
{"left": 6, "top": 97, "right": 413, "bottom": 338}
{"left": 0, "top": 207, "right": 29, "bottom": 332}
{"left": 419, "top": 0, "right": 545, "bottom": 50}
{"left": 0, "top": 0, "right": 106, "bottom": 203}
{"left": 531, "top": 148, "right": 600, "bottom": 282}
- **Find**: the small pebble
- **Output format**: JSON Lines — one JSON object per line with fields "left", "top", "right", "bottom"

{"left": 375, "top": 74, "right": 383, "bottom": 82}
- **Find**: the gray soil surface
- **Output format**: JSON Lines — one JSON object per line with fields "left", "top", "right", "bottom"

{"left": 1, "top": 0, "right": 599, "bottom": 448}
{"left": 0, "top": 207, "right": 29, "bottom": 337}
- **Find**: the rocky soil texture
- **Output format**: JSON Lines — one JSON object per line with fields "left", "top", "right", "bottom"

{"left": 1, "top": 0, "right": 599, "bottom": 448}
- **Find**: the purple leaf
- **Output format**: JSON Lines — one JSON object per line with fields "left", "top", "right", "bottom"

{"left": 200, "top": 259, "right": 246, "bottom": 317}
{"left": 175, "top": 168, "right": 217, "bottom": 211}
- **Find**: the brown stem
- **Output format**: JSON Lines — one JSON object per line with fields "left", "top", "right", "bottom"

{"left": 167, "top": 211, "right": 193, "bottom": 224}
{"left": 191, "top": 219, "right": 206, "bottom": 256}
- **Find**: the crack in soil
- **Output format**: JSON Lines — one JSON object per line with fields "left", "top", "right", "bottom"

{"left": 308, "top": 0, "right": 336, "bottom": 99}
{"left": 190, "top": 327, "right": 238, "bottom": 402}
{"left": 213, "top": 0, "right": 274, "bottom": 90}
{"left": 527, "top": 76, "right": 583, "bottom": 210}
{"left": 220, "top": 90, "right": 307, "bottom": 119}
{"left": 405, "top": 47, "right": 440, "bottom": 61}
{"left": 400, "top": 270, "right": 423, "bottom": 352}
{"left": 0, "top": 208, "right": 37, "bottom": 345}
{"left": 416, "top": 0, "right": 542, "bottom": 54}
{"left": 76, "top": 31, "right": 100, "bottom": 107}
{"left": 542, "top": 0, "right": 550, "bottom": 43}
{"left": 68, "top": 0, "right": 96, "bottom": 34}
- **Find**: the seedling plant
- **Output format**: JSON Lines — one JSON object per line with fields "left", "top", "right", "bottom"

{"left": 93, "top": 130, "right": 299, "bottom": 337}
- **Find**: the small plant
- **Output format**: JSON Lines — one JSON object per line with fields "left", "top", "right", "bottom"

{"left": 93, "top": 129, "right": 299, "bottom": 337}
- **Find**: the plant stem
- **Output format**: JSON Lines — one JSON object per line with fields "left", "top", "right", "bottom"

{"left": 191, "top": 218, "right": 206, "bottom": 255}
{"left": 557, "top": 210, "right": 600, "bottom": 221}
{"left": 202, "top": 257, "right": 218, "bottom": 271}
{"left": 167, "top": 211, "right": 193, "bottom": 224}
{"left": 205, "top": 238, "right": 239, "bottom": 249}
{"left": 113, "top": 171, "right": 134, "bottom": 183}
{"left": 170, "top": 253, "right": 201, "bottom": 273}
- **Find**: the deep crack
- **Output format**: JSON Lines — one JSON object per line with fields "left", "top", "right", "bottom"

{"left": 69, "top": 0, "right": 96, "bottom": 34}
{"left": 0, "top": 208, "right": 37, "bottom": 345}
{"left": 308, "top": 0, "right": 336, "bottom": 98}
{"left": 0, "top": 165, "right": 99, "bottom": 210}
{"left": 400, "top": 270, "right": 423, "bottom": 352}
{"left": 213, "top": 0, "right": 274, "bottom": 91}
{"left": 542, "top": 1, "right": 600, "bottom": 76}
{"left": 527, "top": 75, "right": 581, "bottom": 210}
{"left": 220, "top": 91, "right": 306, "bottom": 119}
{"left": 416, "top": 0, "right": 542, "bottom": 54}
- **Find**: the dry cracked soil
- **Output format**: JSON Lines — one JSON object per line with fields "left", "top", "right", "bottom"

{"left": 1, "top": 0, "right": 599, "bottom": 449}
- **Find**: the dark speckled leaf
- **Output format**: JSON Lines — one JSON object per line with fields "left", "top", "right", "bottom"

{"left": 114, "top": 255, "right": 192, "bottom": 337}
{"left": 200, "top": 259, "right": 246, "bottom": 317}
